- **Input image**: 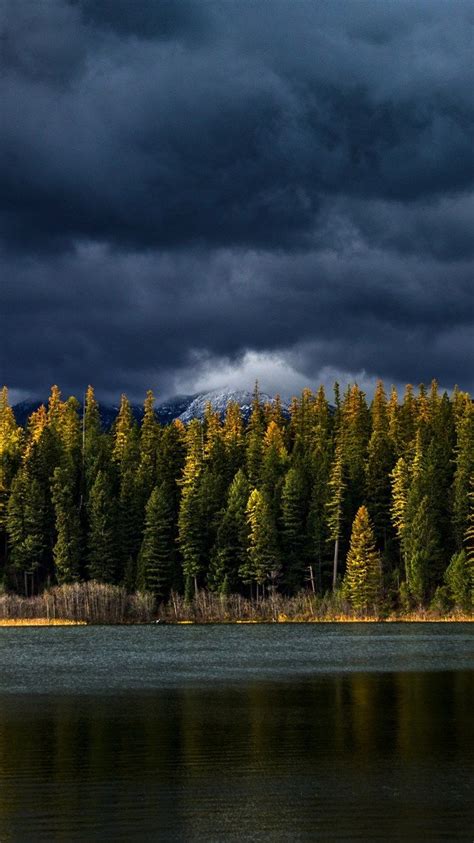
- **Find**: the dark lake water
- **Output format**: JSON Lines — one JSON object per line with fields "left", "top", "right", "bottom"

{"left": 0, "top": 624, "right": 472, "bottom": 841}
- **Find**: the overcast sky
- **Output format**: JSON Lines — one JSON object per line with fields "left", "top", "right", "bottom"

{"left": 2, "top": 0, "right": 473, "bottom": 403}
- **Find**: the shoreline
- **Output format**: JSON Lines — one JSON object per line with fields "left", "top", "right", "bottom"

{"left": 0, "top": 615, "right": 472, "bottom": 627}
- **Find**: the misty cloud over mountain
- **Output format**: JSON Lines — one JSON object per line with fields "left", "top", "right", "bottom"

{"left": 2, "top": 0, "right": 473, "bottom": 401}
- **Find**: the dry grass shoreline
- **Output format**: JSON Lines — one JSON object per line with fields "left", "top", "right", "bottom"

{"left": 0, "top": 582, "right": 471, "bottom": 626}
{"left": 0, "top": 615, "right": 472, "bottom": 627}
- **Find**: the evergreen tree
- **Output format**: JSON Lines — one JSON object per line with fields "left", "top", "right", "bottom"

{"left": 47, "top": 385, "right": 66, "bottom": 432}
{"left": 87, "top": 469, "right": 117, "bottom": 583}
{"left": 310, "top": 386, "right": 331, "bottom": 446}
{"left": 0, "top": 387, "right": 22, "bottom": 570}
{"left": 366, "top": 381, "right": 395, "bottom": 551}
{"left": 112, "top": 393, "right": 138, "bottom": 472}
{"left": 416, "top": 383, "right": 432, "bottom": 446}
{"left": 422, "top": 391, "right": 455, "bottom": 573}
{"left": 306, "top": 387, "right": 332, "bottom": 589}
{"left": 342, "top": 506, "right": 382, "bottom": 614}
{"left": 178, "top": 419, "right": 205, "bottom": 594}
{"left": 83, "top": 386, "right": 103, "bottom": 481}
{"left": 281, "top": 465, "right": 307, "bottom": 591}
{"left": 260, "top": 420, "right": 288, "bottom": 513}
{"left": 7, "top": 464, "right": 47, "bottom": 593}
{"left": 157, "top": 422, "right": 186, "bottom": 510}
{"left": 326, "top": 439, "right": 346, "bottom": 590}
{"left": 24, "top": 404, "right": 48, "bottom": 461}
{"left": 58, "top": 397, "right": 82, "bottom": 466}
{"left": 290, "top": 388, "right": 314, "bottom": 458}
{"left": 401, "top": 432, "right": 443, "bottom": 599}
{"left": 452, "top": 398, "right": 474, "bottom": 550}
{"left": 244, "top": 488, "right": 279, "bottom": 592}
{"left": 137, "top": 483, "right": 174, "bottom": 598}
{"left": 265, "top": 394, "right": 287, "bottom": 431}
{"left": 137, "top": 390, "right": 158, "bottom": 500}
{"left": 157, "top": 421, "right": 186, "bottom": 590}
{"left": 387, "top": 386, "right": 399, "bottom": 453}
{"left": 51, "top": 466, "right": 82, "bottom": 583}
{"left": 21, "top": 420, "right": 61, "bottom": 578}
{"left": 465, "top": 479, "right": 474, "bottom": 607}
{"left": 405, "top": 495, "right": 439, "bottom": 604}
{"left": 444, "top": 550, "right": 471, "bottom": 612}
{"left": 210, "top": 469, "right": 249, "bottom": 593}
{"left": 396, "top": 384, "right": 417, "bottom": 458}
{"left": 390, "top": 457, "right": 410, "bottom": 550}
{"left": 0, "top": 386, "right": 22, "bottom": 488}
{"left": 332, "top": 381, "right": 342, "bottom": 435}
{"left": 246, "top": 382, "right": 265, "bottom": 486}
{"left": 222, "top": 401, "right": 245, "bottom": 479}
{"left": 340, "top": 384, "right": 370, "bottom": 516}
{"left": 202, "top": 403, "right": 229, "bottom": 548}
{"left": 0, "top": 379, "right": 471, "bottom": 612}
{"left": 117, "top": 467, "right": 142, "bottom": 588}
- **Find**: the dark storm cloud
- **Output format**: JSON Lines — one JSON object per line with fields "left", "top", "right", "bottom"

{"left": 1, "top": 0, "right": 473, "bottom": 399}
{"left": 3, "top": 241, "right": 473, "bottom": 401}
{"left": 76, "top": 0, "right": 208, "bottom": 42}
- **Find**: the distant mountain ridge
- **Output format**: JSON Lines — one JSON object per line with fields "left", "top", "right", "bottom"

{"left": 12, "top": 389, "right": 290, "bottom": 428}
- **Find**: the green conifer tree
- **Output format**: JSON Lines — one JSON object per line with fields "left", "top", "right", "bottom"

{"left": 405, "top": 495, "right": 439, "bottom": 604}
{"left": 464, "top": 479, "right": 474, "bottom": 607}
{"left": 137, "top": 483, "right": 174, "bottom": 598}
{"left": 366, "top": 381, "right": 395, "bottom": 551}
{"left": 281, "top": 465, "right": 307, "bottom": 591}
{"left": 178, "top": 419, "right": 205, "bottom": 595}
{"left": 209, "top": 469, "right": 249, "bottom": 593}
{"left": 0, "top": 387, "right": 22, "bottom": 571}
{"left": 444, "top": 550, "right": 471, "bottom": 612}
{"left": 7, "top": 464, "right": 47, "bottom": 594}
{"left": 246, "top": 382, "right": 265, "bottom": 486}
{"left": 51, "top": 466, "right": 82, "bottom": 583}
{"left": 136, "top": 390, "right": 159, "bottom": 501}
{"left": 452, "top": 399, "right": 474, "bottom": 550}
{"left": 87, "top": 469, "right": 117, "bottom": 583}
{"left": 396, "top": 384, "right": 417, "bottom": 458}
{"left": 222, "top": 402, "right": 245, "bottom": 479}
{"left": 340, "top": 383, "right": 370, "bottom": 516}
{"left": 260, "top": 420, "right": 288, "bottom": 513}
{"left": 290, "top": 388, "right": 315, "bottom": 458}
{"left": 306, "top": 387, "right": 332, "bottom": 589}
{"left": 117, "top": 467, "right": 142, "bottom": 587}
{"left": 326, "top": 439, "right": 346, "bottom": 590}
{"left": 390, "top": 457, "right": 410, "bottom": 549}
{"left": 83, "top": 385, "right": 103, "bottom": 488}
{"left": 245, "top": 488, "right": 279, "bottom": 592}
{"left": 342, "top": 506, "right": 382, "bottom": 614}
{"left": 112, "top": 393, "right": 138, "bottom": 473}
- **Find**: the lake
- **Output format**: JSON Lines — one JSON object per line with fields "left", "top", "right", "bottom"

{"left": 0, "top": 624, "right": 472, "bottom": 841}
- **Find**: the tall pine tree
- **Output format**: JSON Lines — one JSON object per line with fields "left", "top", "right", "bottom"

{"left": 343, "top": 506, "right": 382, "bottom": 614}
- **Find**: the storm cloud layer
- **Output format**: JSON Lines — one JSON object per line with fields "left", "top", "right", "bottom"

{"left": 2, "top": 0, "right": 473, "bottom": 401}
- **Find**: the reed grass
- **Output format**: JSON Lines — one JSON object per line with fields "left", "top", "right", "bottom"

{"left": 0, "top": 583, "right": 471, "bottom": 625}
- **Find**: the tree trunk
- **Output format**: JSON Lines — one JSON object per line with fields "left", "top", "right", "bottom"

{"left": 332, "top": 537, "right": 339, "bottom": 591}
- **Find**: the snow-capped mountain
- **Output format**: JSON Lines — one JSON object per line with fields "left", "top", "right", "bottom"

{"left": 177, "top": 389, "right": 288, "bottom": 422}
{"left": 12, "top": 389, "right": 290, "bottom": 427}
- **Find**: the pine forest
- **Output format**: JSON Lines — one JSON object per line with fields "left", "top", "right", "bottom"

{"left": 0, "top": 380, "right": 473, "bottom": 621}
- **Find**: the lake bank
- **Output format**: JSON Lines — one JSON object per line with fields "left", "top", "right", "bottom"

{"left": 1, "top": 581, "right": 472, "bottom": 625}
{"left": 0, "top": 613, "right": 472, "bottom": 626}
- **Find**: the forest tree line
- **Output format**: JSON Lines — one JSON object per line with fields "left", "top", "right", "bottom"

{"left": 0, "top": 380, "right": 473, "bottom": 615}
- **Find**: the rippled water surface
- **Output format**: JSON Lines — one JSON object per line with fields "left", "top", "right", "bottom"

{"left": 0, "top": 624, "right": 472, "bottom": 840}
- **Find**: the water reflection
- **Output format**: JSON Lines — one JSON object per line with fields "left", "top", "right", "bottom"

{"left": 0, "top": 671, "right": 472, "bottom": 841}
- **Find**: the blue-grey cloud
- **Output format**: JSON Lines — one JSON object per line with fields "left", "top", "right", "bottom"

{"left": 1, "top": 0, "right": 473, "bottom": 400}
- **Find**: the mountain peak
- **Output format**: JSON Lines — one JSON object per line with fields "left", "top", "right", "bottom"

{"left": 12, "top": 389, "right": 290, "bottom": 427}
